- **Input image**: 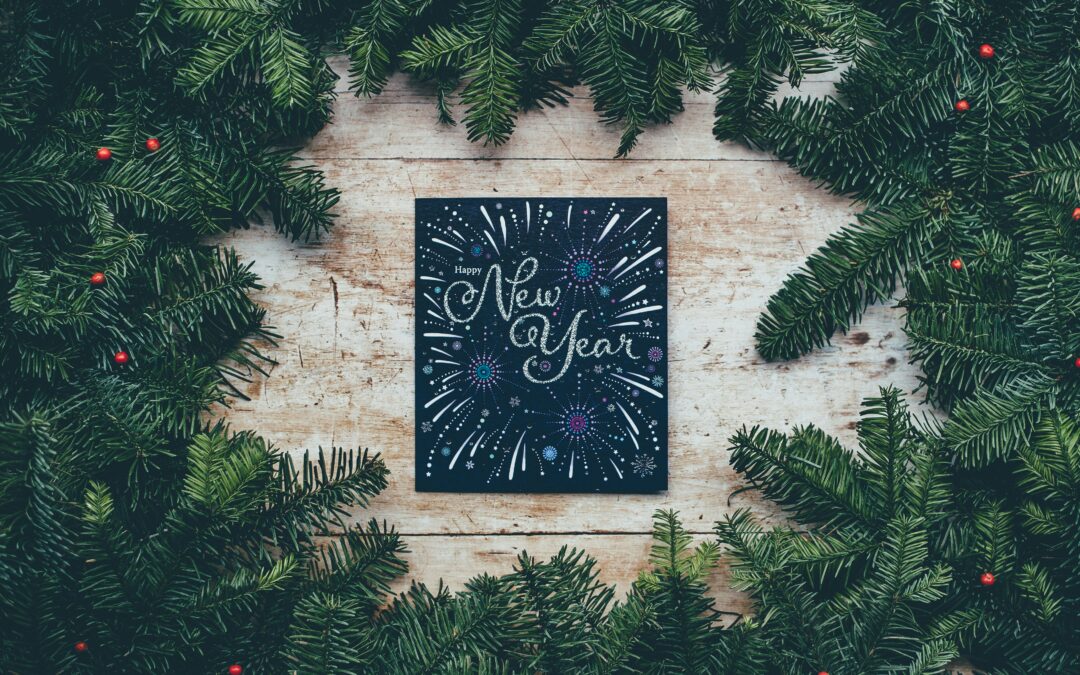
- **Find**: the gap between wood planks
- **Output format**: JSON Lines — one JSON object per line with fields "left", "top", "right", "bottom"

{"left": 294, "top": 156, "right": 796, "bottom": 163}
{"left": 329, "top": 530, "right": 717, "bottom": 537}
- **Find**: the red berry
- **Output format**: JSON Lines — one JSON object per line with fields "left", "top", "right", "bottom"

{"left": 980, "top": 571, "right": 996, "bottom": 586}
{"left": 74, "top": 641, "right": 88, "bottom": 654}
{"left": 228, "top": 665, "right": 243, "bottom": 675}
{"left": 89, "top": 272, "right": 106, "bottom": 286}
{"left": 1072, "top": 207, "right": 1080, "bottom": 221}
{"left": 113, "top": 351, "right": 129, "bottom": 365}
{"left": 950, "top": 258, "right": 963, "bottom": 270}
{"left": 1073, "top": 357, "right": 1080, "bottom": 368}
{"left": 818, "top": 672, "right": 830, "bottom": 675}
{"left": 954, "top": 99, "right": 970, "bottom": 112}
{"left": 145, "top": 137, "right": 161, "bottom": 152}
{"left": 96, "top": 147, "right": 112, "bottom": 161}
{"left": 979, "top": 43, "right": 995, "bottom": 59}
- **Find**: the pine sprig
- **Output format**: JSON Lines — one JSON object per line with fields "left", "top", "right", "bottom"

{"left": 756, "top": 202, "right": 948, "bottom": 360}
{"left": 722, "top": 389, "right": 970, "bottom": 674}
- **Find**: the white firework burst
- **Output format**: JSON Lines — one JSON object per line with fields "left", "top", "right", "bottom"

{"left": 631, "top": 454, "right": 656, "bottom": 477}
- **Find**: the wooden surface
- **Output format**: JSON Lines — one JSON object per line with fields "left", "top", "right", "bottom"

{"left": 218, "top": 57, "right": 922, "bottom": 608}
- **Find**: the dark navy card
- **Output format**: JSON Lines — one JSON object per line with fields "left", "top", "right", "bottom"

{"left": 415, "top": 198, "right": 667, "bottom": 493}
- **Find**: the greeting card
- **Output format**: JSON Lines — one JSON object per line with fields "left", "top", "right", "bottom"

{"left": 415, "top": 198, "right": 667, "bottom": 493}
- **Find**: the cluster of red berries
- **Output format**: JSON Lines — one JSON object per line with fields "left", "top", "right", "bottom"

{"left": 95, "top": 137, "right": 161, "bottom": 162}
{"left": 954, "top": 44, "right": 998, "bottom": 112}
{"left": 948, "top": 209, "right": 1080, "bottom": 275}
{"left": 85, "top": 271, "right": 129, "bottom": 365}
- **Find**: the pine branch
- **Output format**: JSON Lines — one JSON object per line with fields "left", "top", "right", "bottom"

{"left": 261, "top": 27, "right": 315, "bottom": 109}
{"left": 345, "top": 0, "right": 412, "bottom": 97}
{"left": 286, "top": 593, "right": 378, "bottom": 673}
{"left": 312, "top": 519, "right": 408, "bottom": 612}
{"left": 943, "top": 376, "right": 1056, "bottom": 467}
{"left": 756, "top": 202, "right": 945, "bottom": 361}
{"left": 264, "top": 447, "right": 390, "bottom": 549}
{"left": 728, "top": 424, "right": 875, "bottom": 528}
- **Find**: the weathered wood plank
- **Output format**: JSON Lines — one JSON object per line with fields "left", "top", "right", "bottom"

{"left": 219, "top": 158, "right": 921, "bottom": 536}
{"left": 304, "top": 67, "right": 837, "bottom": 161}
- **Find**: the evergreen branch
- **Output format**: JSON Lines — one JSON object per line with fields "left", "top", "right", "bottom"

{"left": 185, "top": 554, "right": 298, "bottom": 618}
{"left": 286, "top": 593, "right": 378, "bottom": 672}
{"left": 1024, "top": 141, "right": 1080, "bottom": 203}
{"left": 172, "top": 0, "right": 271, "bottom": 32}
{"left": 460, "top": 44, "right": 519, "bottom": 145}
{"left": 176, "top": 26, "right": 260, "bottom": 95}
{"left": 1016, "top": 563, "right": 1061, "bottom": 624}
{"left": 344, "top": 0, "right": 415, "bottom": 97}
{"left": 634, "top": 511, "right": 722, "bottom": 672}
{"left": 507, "top": 547, "right": 612, "bottom": 672}
{"left": 943, "top": 377, "right": 1056, "bottom": 467}
{"left": 715, "top": 511, "right": 834, "bottom": 668}
{"left": 857, "top": 387, "right": 914, "bottom": 519}
{"left": 247, "top": 149, "right": 340, "bottom": 241}
{"left": 971, "top": 500, "right": 1016, "bottom": 578}
{"left": 525, "top": 1, "right": 594, "bottom": 71}
{"left": 785, "top": 527, "right": 876, "bottom": 584}
{"left": 313, "top": 520, "right": 408, "bottom": 611}
{"left": 378, "top": 578, "right": 521, "bottom": 673}
{"left": 579, "top": 11, "right": 648, "bottom": 157}
{"left": 401, "top": 25, "right": 480, "bottom": 73}
{"left": 729, "top": 424, "right": 875, "bottom": 528}
{"left": 264, "top": 448, "right": 389, "bottom": 547}
{"left": 590, "top": 594, "right": 654, "bottom": 674}
{"left": 261, "top": 27, "right": 315, "bottom": 109}
{"left": 1016, "top": 411, "right": 1080, "bottom": 504}
{"left": 756, "top": 202, "right": 943, "bottom": 361}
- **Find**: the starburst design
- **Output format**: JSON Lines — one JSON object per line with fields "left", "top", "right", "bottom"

{"left": 631, "top": 454, "right": 656, "bottom": 477}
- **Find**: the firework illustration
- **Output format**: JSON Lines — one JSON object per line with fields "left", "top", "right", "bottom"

{"left": 416, "top": 198, "right": 667, "bottom": 493}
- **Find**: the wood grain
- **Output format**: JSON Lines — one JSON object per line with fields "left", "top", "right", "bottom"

{"left": 217, "top": 68, "right": 923, "bottom": 599}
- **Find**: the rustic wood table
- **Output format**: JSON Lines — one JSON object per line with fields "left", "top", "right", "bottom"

{"left": 220, "top": 58, "right": 921, "bottom": 612}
